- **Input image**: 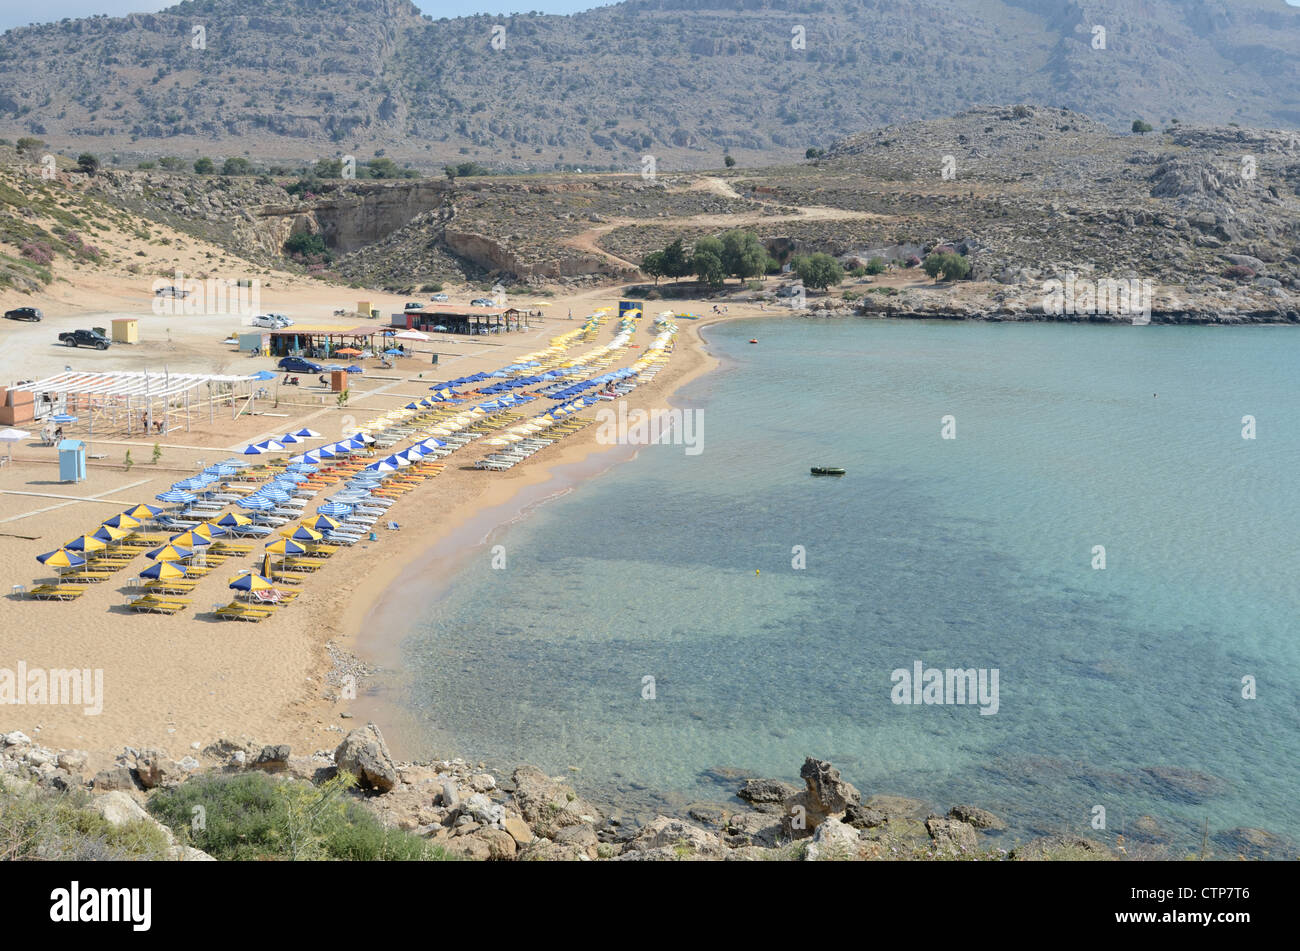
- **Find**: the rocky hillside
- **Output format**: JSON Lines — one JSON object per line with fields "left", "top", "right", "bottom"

{"left": 0, "top": 0, "right": 1296, "bottom": 171}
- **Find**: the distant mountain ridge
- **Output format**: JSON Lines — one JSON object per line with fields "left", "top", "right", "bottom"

{"left": 0, "top": 0, "right": 1296, "bottom": 170}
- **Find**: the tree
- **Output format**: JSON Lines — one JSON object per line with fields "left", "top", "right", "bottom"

{"left": 76, "top": 153, "right": 99, "bottom": 176}
{"left": 1131, "top": 120, "right": 1153, "bottom": 135}
{"left": 724, "top": 154, "right": 736, "bottom": 168}
{"left": 923, "top": 252, "right": 971, "bottom": 281}
{"left": 15, "top": 137, "right": 44, "bottom": 154}
{"left": 221, "top": 157, "right": 252, "bottom": 176}
{"left": 365, "top": 158, "right": 403, "bottom": 179}
{"left": 805, "top": 147, "right": 825, "bottom": 159}
{"left": 692, "top": 249, "right": 726, "bottom": 287}
{"left": 158, "top": 156, "right": 186, "bottom": 171}
{"left": 313, "top": 158, "right": 343, "bottom": 178}
{"left": 193, "top": 157, "right": 215, "bottom": 174}
{"left": 792, "top": 253, "right": 844, "bottom": 290}
{"left": 864, "top": 257, "right": 887, "bottom": 275}
{"left": 661, "top": 238, "right": 691, "bottom": 282}
{"left": 641, "top": 250, "right": 667, "bottom": 285}
{"left": 720, "top": 229, "right": 767, "bottom": 281}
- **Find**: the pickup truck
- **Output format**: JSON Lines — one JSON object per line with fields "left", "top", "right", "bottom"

{"left": 58, "top": 329, "right": 110, "bottom": 350}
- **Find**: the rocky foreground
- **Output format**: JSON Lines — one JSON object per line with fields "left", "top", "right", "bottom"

{"left": 0, "top": 723, "right": 1129, "bottom": 861}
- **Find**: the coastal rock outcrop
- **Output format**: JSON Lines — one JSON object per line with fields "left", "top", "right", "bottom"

{"left": 510, "top": 765, "right": 602, "bottom": 839}
{"left": 334, "top": 724, "right": 398, "bottom": 792}
{"left": 782, "top": 757, "right": 862, "bottom": 836}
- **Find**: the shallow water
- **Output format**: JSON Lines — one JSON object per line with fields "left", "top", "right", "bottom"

{"left": 373, "top": 318, "right": 1300, "bottom": 854}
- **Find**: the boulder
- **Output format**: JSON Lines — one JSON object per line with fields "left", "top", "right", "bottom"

{"left": 948, "top": 804, "right": 1005, "bottom": 830}
{"left": 925, "top": 816, "right": 979, "bottom": 853}
{"left": 844, "top": 803, "right": 888, "bottom": 829}
{"left": 502, "top": 813, "right": 534, "bottom": 846}
{"left": 782, "top": 758, "right": 861, "bottom": 835}
{"left": 251, "top": 744, "right": 291, "bottom": 772}
{"left": 91, "top": 766, "right": 140, "bottom": 792}
{"left": 55, "top": 751, "right": 87, "bottom": 773}
{"left": 3, "top": 731, "right": 31, "bottom": 747}
{"left": 333, "top": 723, "right": 398, "bottom": 792}
{"left": 804, "top": 816, "right": 861, "bottom": 861}
{"left": 625, "top": 816, "right": 725, "bottom": 859}
{"left": 1010, "top": 834, "right": 1114, "bottom": 861}
{"left": 723, "top": 811, "right": 783, "bottom": 848}
{"left": 737, "top": 777, "right": 800, "bottom": 808}
{"left": 133, "top": 750, "right": 178, "bottom": 789}
{"left": 553, "top": 823, "right": 600, "bottom": 859}
{"left": 510, "top": 765, "right": 601, "bottom": 838}
{"left": 91, "top": 791, "right": 175, "bottom": 847}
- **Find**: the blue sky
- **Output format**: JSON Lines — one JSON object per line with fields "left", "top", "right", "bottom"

{"left": 0, "top": 2, "right": 612, "bottom": 33}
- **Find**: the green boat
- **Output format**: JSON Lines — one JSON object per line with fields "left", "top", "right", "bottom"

{"left": 810, "top": 467, "right": 846, "bottom": 476}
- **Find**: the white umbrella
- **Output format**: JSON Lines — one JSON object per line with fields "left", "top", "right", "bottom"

{"left": 394, "top": 330, "right": 429, "bottom": 341}
{"left": 0, "top": 427, "right": 30, "bottom": 463}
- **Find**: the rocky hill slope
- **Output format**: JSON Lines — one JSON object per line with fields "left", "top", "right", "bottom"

{"left": 0, "top": 0, "right": 1296, "bottom": 171}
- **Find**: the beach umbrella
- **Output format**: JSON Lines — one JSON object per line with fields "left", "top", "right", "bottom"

{"left": 63, "top": 534, "right": 107, "bottom": 553}
{"left": 195, "top": 522, "right": 226, "bottom": 539}
{"left": 265, "top": 538, "right": 308, "bottom": 556}
{"left": 259, "top": 486, "right": 291, "bottom": 502}
{"left": 286, "top": 463, "right": 318, "bottom": 473}
{"left": 93, "top": 524, "right": 131, "bottom": 544}
{"left": 156, "top": 489, "right": 196, "bottom": 504}
{"left": 239, "top": 495, "right": 274, "bottom": 511}
{"left": 275, "top": 470, "right": 308, "bottom": 483}
{"left": 139, "top": 561, "right": 189, "bottom": 581}
{"left": 102, "top": 513, "right": 143, "bottom": 531}
{"left": 147, "top": 544, "right": 193, "bottom": 562}
{"left": 282, "top": 525, "right": 324, "bottom": 543}
{"left": 169, "top": 530, "right": 213, "bottom": 549}
{"left": 37, "top": 548, "right": 86, "bottom": 568}
{"left": 50, "top": 414, "right": 78, "bottom": 424}
{"left": 216, "top": 512, "right": 253, "bottom": 527}
{"left": 229, "top": 573, "right": 274, "bottom": 596}
{"left": 292, "top": 429, "right": 322, "bottom": 439}
{"left": 238, "top": 442, "right": 269, "bottom": 455}
{"left": 255, "top": 439, "right": 286, "bottom": 453}
{"left": 220, "top": 456, "right": 252, "bottom": 468}
{"left": 364, "top": 460, "right": 398, "bottom": 473}
{"left": 123, "top": 504, "right": 164, "bottom": 520}
{"left": 0, "top": 427, "right": 29, "bottom": 464}
{"left": 316, "top": 502, "right": 354, "bottom": 517}
{"left": 249, "top": 370, "right": 277, "bottom": 381}
{"left": 384, "top": 348, "right": 403, "bottom": 356}
{"left": 204, "top": 463, "right": 238, "bottom": 477}
{"left": 305, "top": 514, "right": 342, "bottom": 533}
{"left": 336, "top": 347, "right": 361, "bottom": 357}
{"left": 279, "top": 432, "right": 306, "bottom": 444}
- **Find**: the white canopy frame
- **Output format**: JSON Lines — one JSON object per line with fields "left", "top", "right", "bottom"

{"left": 19, "top": 370, "right": 259, "bottom": 439}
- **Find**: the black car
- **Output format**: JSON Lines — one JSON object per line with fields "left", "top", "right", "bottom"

{"left": 58, "top": 329, "right": 110, "bottom": 350}
{"left": 3, "top": 307, "right": 42, "bottom": 322}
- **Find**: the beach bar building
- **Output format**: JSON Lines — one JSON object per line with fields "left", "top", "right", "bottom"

{"left": 391, "top": 306, "right": 518, "bottom": 336}
{"left": 17, "top": 370, "right": 261, "bottom": 437}
{"left": 267, "top": 324, "right": 387, "bottom": 358}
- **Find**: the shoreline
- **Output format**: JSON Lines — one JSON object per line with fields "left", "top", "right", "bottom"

{"left": 328, "top": 307, "right": 756, "bottom": 758}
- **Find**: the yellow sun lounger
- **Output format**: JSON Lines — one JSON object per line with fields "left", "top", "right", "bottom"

{"left": 215, "top": 602, "right": 273, "bottom": 622}
{"left": 27, "top": 584, "right": 86, "bottom": 601}
{"left": 129, "top": 596, "right": 190, "bottom": 614}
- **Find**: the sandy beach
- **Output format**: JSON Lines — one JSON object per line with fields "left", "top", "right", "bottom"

{"left": 0, "top": 267, "right": 762, "bottom": 771}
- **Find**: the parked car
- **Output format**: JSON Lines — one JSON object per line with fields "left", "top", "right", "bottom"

{"left": 251, "top": 314, "right": 292, "bottom": 329}
{"left": 277, "top": 356, "right": 324, "bottom": 373}
{"left": 58, "top": 329, "right": 110, "bottom": 350}
{"left": 430, "top": 293, "right": 449, "bottom": 302}
{"left": 154, "top": 286, "right": 190, "bottom": 298}
{"left": 470, "top": 298, "right": 495, "bottom": 307}
{"left": 3, "top": 307, "right": 42, "bottom": 322}
{"left": 404, "top": 302, "right": 425, "bottom": 311}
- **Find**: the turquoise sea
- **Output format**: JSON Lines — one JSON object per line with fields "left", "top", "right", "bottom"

{"left": 370, "top": 318, "right": 1300, "bottom": 854}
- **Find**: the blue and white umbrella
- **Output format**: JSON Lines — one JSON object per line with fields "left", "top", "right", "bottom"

{"left": 238, "top": 496, "right": 274, "bottom": 510}
{"left": 365, "top": 460, "right": 398, "bottom": 473}
{"left": 280, "top": 432, "right": 306, "bottom": 444}
{"left": 155, "top": 489, "right": 196, "bottom": 504}
{"left": 255, "top": 439, "right": 286, "bottom": 453}
{"left": 317, "top": 502, "right": 354, "bottom": 516}
{"left": 292, "top": 428, "right": 322, "bottom": 439}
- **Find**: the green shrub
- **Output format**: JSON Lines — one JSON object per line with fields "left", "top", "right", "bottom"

{"left": 146, "top": 771, "right": 452, "bottom": 861}
{"left": 865, "top": 257, "right": 887, "bottom": 275}
{"left": 0, "top": 777, "right": 171, "bottom": 860}
{"left": 922, "top": 252, "right": 971, "bottom": 281}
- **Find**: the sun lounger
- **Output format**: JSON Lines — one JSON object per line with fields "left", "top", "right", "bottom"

{"left": 28, "top": 584, "right": 85, "bottom": 601}
{"left": 214, "top": 602, "right": 273, "bottom": 622}
{"left": 129, "top": 595, "right": 190, "bottom": 614}
{"left": 142, "top": 580, "right": 199, "bottom": 595}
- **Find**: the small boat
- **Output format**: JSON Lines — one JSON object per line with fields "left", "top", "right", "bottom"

{"left": 749, "top": 338, "right": 758, "bottom": 344}
{"left": 810, "top": 466, "right": 846, "bottom": 476}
